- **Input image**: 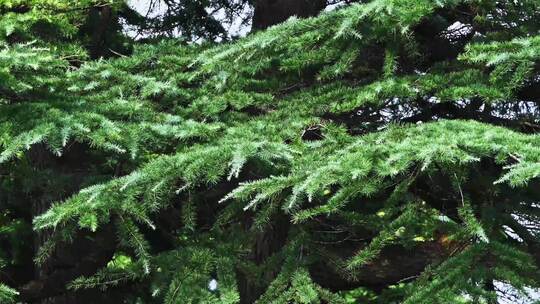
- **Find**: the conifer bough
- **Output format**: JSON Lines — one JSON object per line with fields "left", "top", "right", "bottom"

{"left": 1, "top": 0, "right": 540, "bottom": 303}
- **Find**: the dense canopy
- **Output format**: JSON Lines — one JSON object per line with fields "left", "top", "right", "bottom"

{"left": 0, "top": 0, "right": 540, "bottom": 303}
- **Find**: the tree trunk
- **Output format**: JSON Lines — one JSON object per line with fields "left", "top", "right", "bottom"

{"left": 252, "top": 0, "right": 327, "bottom": 30}
{"left": 19, "top": 144, "right": 117, "bottom": 303}
{"left": 89, "top": 5, "right": 113, "bottom": 59}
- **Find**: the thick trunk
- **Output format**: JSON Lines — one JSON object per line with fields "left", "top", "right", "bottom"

{"left": 27, "top": 145, "right": 60, "bottom": 304}
{"left": 252, "top": 0, "right": 327, "bottom": 30}
{"left": 310, "top": 242, "right": 450, "bottom": 292}
{"left": 238, "top": 215, "right": 291, "bottom": 304}
{"left": 19, "top": 144, "right": 117, "bottom": 303}
{"left": 89, "top": 5, "right": 113, "bottom": 59}
{"left": 19, "top": 226, "right": 117, "bottom": 303}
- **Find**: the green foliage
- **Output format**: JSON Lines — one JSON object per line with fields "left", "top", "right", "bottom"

{"left": 0, "top": 283, "right": 18, "bottom": 304}
{"left": 1, "top": 0, "right": 540, "bottom": 303}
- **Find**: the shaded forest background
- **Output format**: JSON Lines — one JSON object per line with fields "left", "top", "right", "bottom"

{"left": 0, "top": 1, "right": 539, "bottom": 303}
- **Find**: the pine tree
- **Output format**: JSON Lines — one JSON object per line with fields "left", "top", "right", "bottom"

{"left": 1, "top": 0, "right": 540, "bottom": 303}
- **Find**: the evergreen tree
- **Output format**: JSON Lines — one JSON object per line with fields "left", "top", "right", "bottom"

{"left": 1, "top": 0, "right": 540, "bottom": 303}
